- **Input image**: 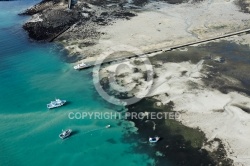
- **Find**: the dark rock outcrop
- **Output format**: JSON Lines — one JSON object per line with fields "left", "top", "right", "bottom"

{"left": 20, "top": 0, "right": 63, "bottom": 15}
{"left": 23, "top": 9, "right": 80, "bottom": 41}
{"left": 21, "top": 0, "right": 82, "bottom": 41}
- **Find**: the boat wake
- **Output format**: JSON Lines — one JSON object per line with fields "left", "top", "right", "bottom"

{"left": 82, "top": 126, "right": 110, "bottom": 135}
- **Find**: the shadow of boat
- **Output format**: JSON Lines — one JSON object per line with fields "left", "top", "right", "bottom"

{"left": 63, "top": 101, "right": 71, "bottom": 106}
{"left": 70, "top": 130, "right": 79, "bottom": 137}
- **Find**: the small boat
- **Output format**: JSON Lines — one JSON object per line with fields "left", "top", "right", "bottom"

{"left": 47, "top": 98, "right": 66, "bottom": 109}
{"left": 213, "top": 56, "right": 225, "bottom": 63}
{"left": 59, "top": 129, "right": 72, "bottom": 139}
{"left": 74, "top": 62, "right": 90, "bottom": 70}
{"left": 105, "top": 125, "right": 111, "bottom": 128}
{"left": 149, "top": 136, "right": 160, "bottom": 143}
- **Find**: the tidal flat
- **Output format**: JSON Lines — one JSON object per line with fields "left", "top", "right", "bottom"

{"left": 97, "top": 40, "right": 250, "bottom": 165}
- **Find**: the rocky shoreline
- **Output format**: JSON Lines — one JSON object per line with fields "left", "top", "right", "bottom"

{"left": 20, "top": 0, "right": 138, "bottom": 42}
{"left": 21, "top": 0, "right": 250, "bottom": 63}
{"left": 21, "top": 0, "right": 250, "bottom": 165}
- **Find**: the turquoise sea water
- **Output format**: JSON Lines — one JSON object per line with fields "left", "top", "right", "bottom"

{"left": 0, "top": 1, "right": 155, "bottom": 165}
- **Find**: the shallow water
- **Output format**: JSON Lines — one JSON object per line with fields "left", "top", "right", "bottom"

{"left": 0, "top": 1, "right": 156, "bottom": 166}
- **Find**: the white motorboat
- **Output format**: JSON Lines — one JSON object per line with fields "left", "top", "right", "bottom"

{"left": 59, "top": 129, "right": 72, "bottom": 139}
{"left": 47, "top": 98, "right": 66, "bottom": 109}
{"left": 74, "top": 62, "right": 90, "bottom": 70}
